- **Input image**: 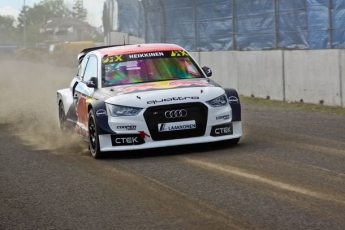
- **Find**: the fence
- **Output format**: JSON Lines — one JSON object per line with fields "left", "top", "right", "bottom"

{"left": 103, "top": 0, "right": 345, "bottom": 51}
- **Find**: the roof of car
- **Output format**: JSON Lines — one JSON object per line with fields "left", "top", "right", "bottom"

{"left": 77, "top": 43, "right": 185, "bottom": 64}
{"left": 97, "top": 43, "right": 184, "bottom": 56}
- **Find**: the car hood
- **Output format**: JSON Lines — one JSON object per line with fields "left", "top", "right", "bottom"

{"left": 100, "top": 79, "right": 225, "bottom": 108}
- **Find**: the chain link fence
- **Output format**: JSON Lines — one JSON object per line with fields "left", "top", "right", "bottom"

{"left": 103, "top": 0, "right": 345, "bottom": 51}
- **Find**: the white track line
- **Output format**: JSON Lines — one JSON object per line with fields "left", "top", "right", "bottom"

{"left": 182, "top": 158, "right": 345, "bottom": 205}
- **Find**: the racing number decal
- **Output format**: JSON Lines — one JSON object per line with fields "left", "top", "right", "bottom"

{"left": 171, "top": 50, "right": 189, "bottom": 57}
{"left": 103, "top": 55, "right": 123, "bottom": 63}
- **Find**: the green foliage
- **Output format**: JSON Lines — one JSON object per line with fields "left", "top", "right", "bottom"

{"left": 15, "top": 0, "right": 72, "bottom": 46}
{"left": 0, "top": 15, "right": 16, "bottom": 29}
{"left": 72, "top": 0, "right": 87, "bottom": 21}
{"left": 26, "top": 24, "right": 49, "bottom": 46}
{"left": 17, "top": 0, "right": 72, "bottom": 28}
{"left": 13, "top": 0, "right": 100, "bottom": 47}
{"left": 0, "top": 15, "right": 20, "bottom": 44}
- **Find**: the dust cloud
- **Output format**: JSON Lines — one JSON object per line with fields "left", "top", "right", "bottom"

{"left": 0, "top": 57, "right": 86, "bottom": 155}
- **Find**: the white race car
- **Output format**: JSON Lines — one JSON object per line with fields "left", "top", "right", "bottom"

{"left": 57, "top": 43, "right": 242, "bottom": 158}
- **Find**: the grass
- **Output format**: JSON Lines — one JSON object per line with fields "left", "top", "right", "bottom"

{"left": 239, "top": 95, "right": 345, "bottom": 115}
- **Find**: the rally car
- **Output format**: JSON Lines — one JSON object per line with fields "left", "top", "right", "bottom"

{"left": 57, "top": 43, "right": 242, "bottom": 158}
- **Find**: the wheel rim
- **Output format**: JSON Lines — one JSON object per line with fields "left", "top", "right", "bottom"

{"left": 89, "top": 117, "right": 97, "bottom": 154}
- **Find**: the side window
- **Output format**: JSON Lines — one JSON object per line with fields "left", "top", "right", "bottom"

{"left": 78, "top": 57, "right": 88, "bottom": 78}
{"left": 83, "top": 56, "right": 98, "bottom": 82}
{"left": 76, "top": 65, "right": 82, "bottom": 79}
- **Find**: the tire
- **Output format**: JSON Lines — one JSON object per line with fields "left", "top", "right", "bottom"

{"left": 59, "top": 102, "right": 68, "bottom": 132}
{"left": 88, "top": 109, "right": 102, "bottom": 159}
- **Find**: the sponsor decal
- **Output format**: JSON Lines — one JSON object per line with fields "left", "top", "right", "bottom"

{"left": 228, "top": 96, "right": 239, "bottom": 104}
{"left": 205, "top": 68, "right": 212, "bottom": 75}
{"left": 111, "top": 134, "right": 145, "bottom": 146}
{"left": 158, "top": 120, "right": 196, "bottom": 132}
{"left": 211, "top": 123, "right": 233, "bottom": 136}
{"left": 129, "top": 52, "right": 164, "bottom": 59}
{"left": 216, "top": 114, "right": 230, "bottom": 120}
{"left": 167, "top": 80, "right": 213, "bottom": 87}
{"left": 96, "top": 109, "right": 107, "bottom": 117}
{"left": 116, "top": 125, "right": 137, "bottom": 130}
{"left": 148, "top": 96, "right": 199, "bottom": 104}
{"left": 113, "top": 80, "right": 214, "bottom": 95}
{"left": 103, "top": 55, "right": 123, "bottom": 63}
{"left": 103, "top": 51, "right": 187, "bottom": 64}
{"left": 86, "top": 80, "right": 96, "bottom": 86}
{"left": 171, "top": 50, "right": 189, "bottom": 57}
{"left": 165, "top": 109, "right": 187, "bottom": 119}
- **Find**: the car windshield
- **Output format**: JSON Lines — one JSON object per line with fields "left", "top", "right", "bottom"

{"left": 102, "top": 53, "right": 203, "bottom": 87}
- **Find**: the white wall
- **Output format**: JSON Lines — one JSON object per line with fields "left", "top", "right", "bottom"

{"left": 191, "top": 51, "right": 239, "bottom": 91}
{"left": 340, "top": 50, "right": 345, "bottom": 107}
{"left": 284, "top": 50, "right": 341, "bottom": 106}
{"left": 194, "top": 49, "right": 345, "bottom": 107}
{"left": 236, "top": 51, "right": 284, "bottom": 101}
{"left": 129, "top": 36, "right": 145, "bottom": 44}
{"left": 192, "top": 50, "right": 284, "bottom": 101}
{"left": 106, "top": 32, "right": 129, "bottom": 45}
{"left": 106, "top": 32, "right": 145, "bottom": 45}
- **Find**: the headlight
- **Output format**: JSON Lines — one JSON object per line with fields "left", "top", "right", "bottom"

{"left": 106, "top": 104, "right": 143, "bottom": 117}
{"left": 206, "top": 94, "right": 228, "bottom": 107}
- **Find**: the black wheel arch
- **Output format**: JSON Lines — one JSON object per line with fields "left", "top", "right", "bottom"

{"left": 224, "top": 88, "right": 241, "bottom": 122}
{"left": 88, "top": 100, "right": 114, "bottom": 135}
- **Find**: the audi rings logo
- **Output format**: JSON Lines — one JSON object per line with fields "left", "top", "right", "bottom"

{"left": 165, "top": 109, "right": 187, "bottom": 119}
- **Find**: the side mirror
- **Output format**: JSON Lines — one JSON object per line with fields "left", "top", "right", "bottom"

{"left": 86, "top": 77, "right": 98, "bottom": 88}
{"left": 202, "top": 66, "right": 212, "bottom": 77}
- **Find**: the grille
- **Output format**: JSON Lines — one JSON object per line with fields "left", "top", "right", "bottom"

{"left": 143, "top": 103, "right": 208, "bottom": 141}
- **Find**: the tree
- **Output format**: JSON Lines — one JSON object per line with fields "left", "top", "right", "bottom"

{"left": 0, "top": 15, "right": 19, "bottom": 44}
{"left": 72, "top": 0, "right": 87, "bottom": 21}
{"left": 40, "top": 0, "right": 72, "bottom": 18}
{"left": 17, "top": 0, "right": 71, "bottom": 28}
{"left": 0, "top": 15, "right": 16, "bottom": 29}
{"left": 16, "top": 0, "right": 72, "bottom": 46}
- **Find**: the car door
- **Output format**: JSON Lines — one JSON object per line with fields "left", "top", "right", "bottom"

{"left": 74, "top": 55, "right": 99, "bottom": 136}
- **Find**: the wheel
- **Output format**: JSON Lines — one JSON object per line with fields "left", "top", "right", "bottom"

{"left": 88, "top": 109, "right": 102, "bottom": 159}
{"left": 59, "top": 102, "right": 68, "bottom": 132}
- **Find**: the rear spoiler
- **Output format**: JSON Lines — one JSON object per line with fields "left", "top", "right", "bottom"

{"left": 77, "top": 44, "right": 131, "bottom": 64}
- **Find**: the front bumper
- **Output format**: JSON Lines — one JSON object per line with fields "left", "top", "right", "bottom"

{"left": 98, "top": 121, "right": 242, "bottom": 152}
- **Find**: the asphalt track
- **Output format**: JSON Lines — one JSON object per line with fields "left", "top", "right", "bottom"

{"left": 1, "top": 61, "right": 345, "bottom": 229}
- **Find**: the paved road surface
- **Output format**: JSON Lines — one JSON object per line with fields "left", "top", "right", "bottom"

{"left": 1, "top": 61, "right": 345, "bottom": 229}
